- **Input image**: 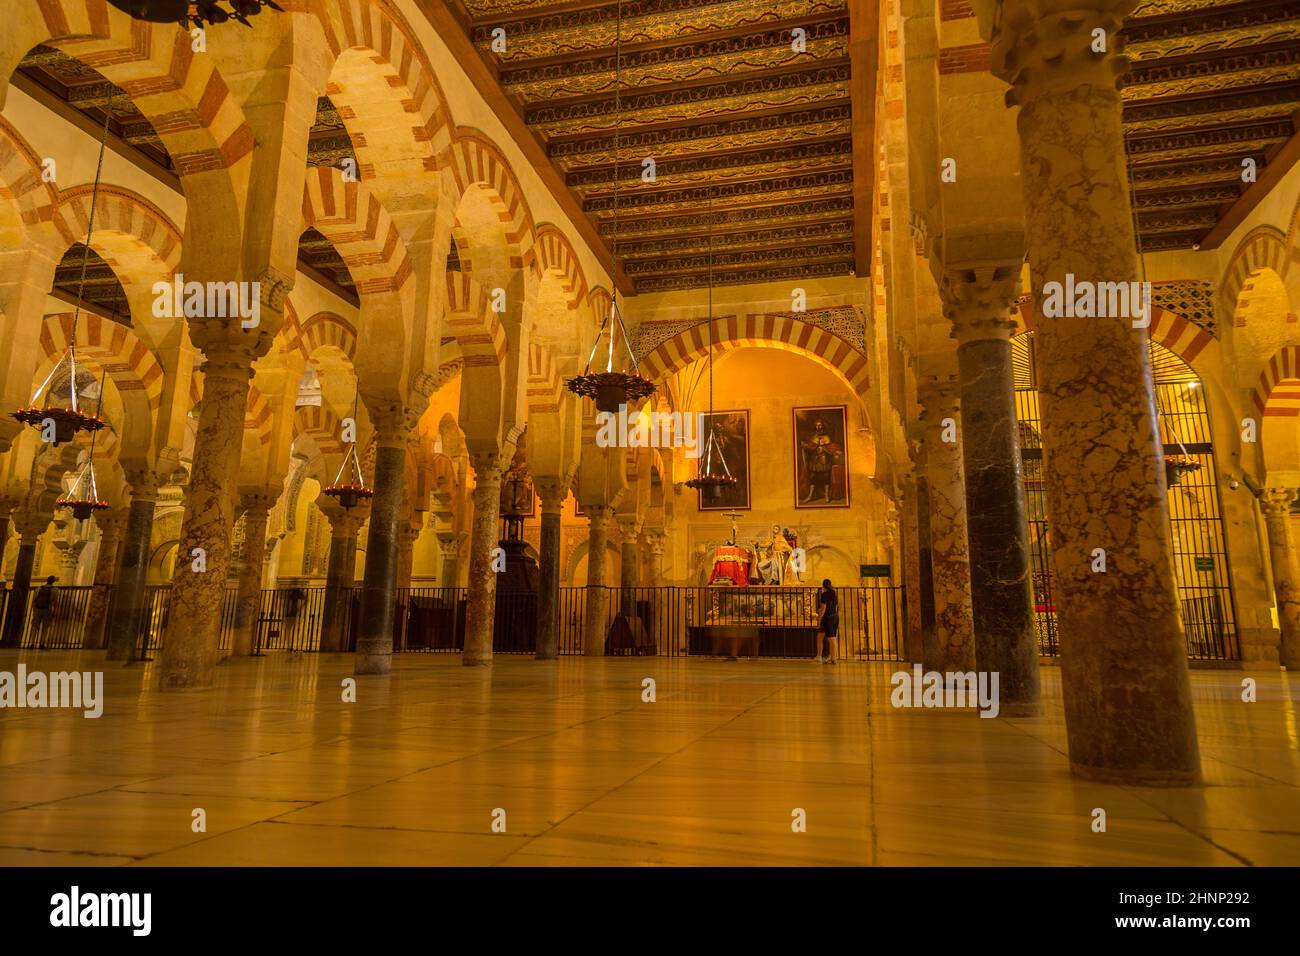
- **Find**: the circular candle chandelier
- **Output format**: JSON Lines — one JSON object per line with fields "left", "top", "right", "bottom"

{"left": 321, "top": 390, "right": 373, "bottom": 510}
{"left": 684, "top": 190, "right": 737, "bottom": 502}
{"left": 56, "top": 368, "right": 111, "bottom": 522}
{"left": 107, "top": 0, "right": 284, "bottom": 28}
{"left": 12, "top": 93, "right": 116, "bottom": 446}
{"left": 564, "top": 0, "right": 655, "bottom": 415}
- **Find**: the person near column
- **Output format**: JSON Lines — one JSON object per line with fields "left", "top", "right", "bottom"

{"left": 817, "top": 578, "right": 839, "bottom": 665}
{"left": 31, "top": 574, "right": 56, "bottom": 648}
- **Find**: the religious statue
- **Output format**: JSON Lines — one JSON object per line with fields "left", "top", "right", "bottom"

{"left": 753, "top": 523, "right": 794, "bottom": 585}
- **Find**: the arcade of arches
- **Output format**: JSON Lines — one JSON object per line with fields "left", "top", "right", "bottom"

{"left": 0, "top": 0, "right": 1299, "bottom": 866}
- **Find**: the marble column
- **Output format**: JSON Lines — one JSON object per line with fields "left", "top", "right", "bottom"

{"left": 1260, "top": 489, "right": 1300, "bottom": 669}
{"left": 583, "top": 505, "right": 613, "bottom": 655}
{"left": 617, "top": 515, "right": 641, "bottom": 618}
{"left": 945, "top": 267, "right": 1041, "bottom": 715}
{"left": 231, "top": 491, "right": 274, "bottom": 657}
{"left": 437, "top": 534, "right": 461, "bottom": 589}
{"left": 320, "top": 509, "right": 363, "bottom": 653}
{"left": 355, "top": 416, "right": 409, "bottom": 676}
{"left": 991, "top": 0, "right": 1200, "bottom": 783}
{"left": 158, "top": 343, "right": 256, "bottom": 687}
{"left": 0, "top": 514, "right": 47, "bottom": 648}
{"left": 919, "top": 377, "right": 976, "bottom": 673}
{"left": 105, "top": 470, "right": 163, "bottom": 661}
{"left": 396, "top": 524, "right": 419, "bottom": 591}
{"left": 646, "top": 530, "right": 666, "bottom": 585}
{"left": 463, "top": 450, "right": 506, "bottom": 666}
{"left": 534, "top": 479, "right": 566, "bottom": 661}
{"left": 81, "top": 509, "right": 127, "bottom": 650}
{"left": 900, "top": 476, "right": 926, "bottom": 663}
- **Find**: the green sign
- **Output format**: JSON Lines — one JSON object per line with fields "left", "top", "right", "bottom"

{"left": 860, "top": 564, "right": 892, "bottom": 578}
{"left": 1194, "top": 556, "right": 1214, "bottom": 572}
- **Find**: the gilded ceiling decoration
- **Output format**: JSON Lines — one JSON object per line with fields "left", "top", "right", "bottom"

{"left": 1121, "top": 0, "right": 1300, "bottom": 251}
{"left": 463, "top": 0, "right": 858, "bottom": 293}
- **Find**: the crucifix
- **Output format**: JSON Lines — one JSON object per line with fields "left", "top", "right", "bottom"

{"left": 722, "top": 510, "right": 743, "bottom": 547}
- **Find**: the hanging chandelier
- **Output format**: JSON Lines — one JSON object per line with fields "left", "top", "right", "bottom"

{"left": 564, "top": 0, "right": 655, "bottom": 416}
{"left": 13, "top": 93, "right": 116, "bottom": 446}
{"left": 107, "top": 0, "right": 284, "bottom": 28}
{"left": 321, "top": 392, "right": 373, "bottom": 510}
{"left": 56, "top": 369, "right": 111, "bottom": 521}
{"left": 684, "top": 188, "right": 737, "bottom": 501}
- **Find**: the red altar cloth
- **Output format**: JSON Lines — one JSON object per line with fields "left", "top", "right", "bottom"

{"left": 707, "top": 546, "right": 753, "bottom": 587}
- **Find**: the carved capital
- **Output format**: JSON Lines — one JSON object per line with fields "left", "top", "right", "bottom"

{"left": 917, "top": 374, "right": 962, "bottom": 419}
{"left": 13, "top": 510, "right": 51, "bottom": 539}
{"left": 988, "top": 0, "right": 1136, "bottom": 106}
{"left": 239, "top": 490, "right": 277, "bottom": 519}
{"left": 534, "top": 478, "right": 569, "bottom": 513}
{"left": 190, "top": 321, "right": 272, "bottom": 367}
{"left": 123, "top": 466, "right": 167, "bottom": 503}
{"left": 1260, "top": 487, "right": 1297, "bottom": 519}
{"left": 941, "top": 264, "right": 1022, "bottom": 345}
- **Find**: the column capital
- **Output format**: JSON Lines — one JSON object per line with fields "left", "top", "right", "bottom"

{"left": 941, "top": 264, "right": 1023, "bottom": 346}
{"left": 1260, "top": 487, "right": 1297, "bottom": 517}
{"left": 399, "top": 524, "right": 422, "bottom": 546}
{"left": 123, "top": 466, "right": 168, "bottom": 503}
{"left": 327, "top": 508, "right": 367, "bottom": 538}
{"left": 367, "top": 401, "right": 422, "bottom": 449}
{"left": 13, "top": 511, "right": 50, "bottom": 539}
{"left": 239, "top": 489, "right": 278, "bottom": 518}
{"left": 988, "top": 0, "right": 1135, "bottom": 107}
{"left": 586, "top": 503, "right": 614, "bottom": 524}
{"left": 94, "top": 509, "right": 130, "bottom": 538}
{"left": 616, "top": 513, "right": 643, "bottom": 540}
{"left": 190, "top": 323, "right": 269, "bottom": 372}
{"left": 917, "top": 373, "right": 962, "bottom": 418}
{"left": 469, "top": 449, "right": 509, "bottom": 482}
{"left": 534, "top": 478, "right": 570, "bottom": 514}
{"left": 436, "top": 531, "right": 466, "bottom": 557}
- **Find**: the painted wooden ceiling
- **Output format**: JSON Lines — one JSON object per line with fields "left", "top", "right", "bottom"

{"left": 458, "top": 0, "right": 865, "bottom": 294}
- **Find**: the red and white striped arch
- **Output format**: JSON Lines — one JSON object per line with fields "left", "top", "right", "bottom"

{"left": 444, "top": 272, "right": 507, "bottom": 370}
{"left": 448, "top": 129, "right": 537, "bottom": 276}
{"left": 1016, "top": 297, "right": 1214, "bottom": 366}
{"left": 639, "top": 313, "right": 873, "bottom": 402}
{"left": 298, "top": 310, "right": 358, "bottom": 362}
{"left": 527, "top": 342, "right": 562, "bottom": 414}
{"left": 301, "top": 167, "right": 413, "bottom": 295}
{"left": 9, "top": 2, "right": 252, "bottom": 184}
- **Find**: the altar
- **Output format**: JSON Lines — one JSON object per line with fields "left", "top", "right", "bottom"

{"left": 706, "top": 545, "right": 753, "bottom": 587}
{"left": 688, "top": 586, "right": 822, "bottom": 658}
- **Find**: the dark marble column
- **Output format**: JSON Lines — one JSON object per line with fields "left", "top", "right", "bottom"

{"left": 944, "top": 266, "right": 1041, "bottom": 715}
{"left": 583, "top": 505, "right": 613, "bottom": 656}
{"left": 355, "top": 429, "right": 407, "bottom": 676}
{"left": 617, "top": 515, "right": 641, "bottom": 618}
{"left": 105, "top": 472, "right": 162, "bottom": 661}
{"left": 0, "top": 515, "right": 46, "bottom": 648}
{"left": 320, "top": 508, "right": 363, "bottom": 653}
{"left": 81, "top": 509, "right": 127, "bottom": 650}
{"left": 991, "top": 0, "right": 1200, "bottom": 783}
{"left": 534, "top": 479, "right": 566, "bottom": 660}
{"left": 1260, "top": 489, "right": 1300, "bottom": 669}
{"left": 437, "top": 534, "right": 461, "bottom": 589}
{"left": 230, "top": 491, "right": 274, "bottom": 656}
{"left": 463, "top": 449, "right": 506, "bottom": 666}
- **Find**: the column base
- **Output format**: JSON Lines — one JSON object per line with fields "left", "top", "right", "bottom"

{"left": 158, "top": 673, "right": 212, "bottom": 690}
{"left": 461, "top": 656, "right": 491, "bottom": 667}
{"left": 354, "top": 652, "right": 391, "bottom": 675}
{"left": 1069, "top": 761, "right": 1200, "bottom": 788}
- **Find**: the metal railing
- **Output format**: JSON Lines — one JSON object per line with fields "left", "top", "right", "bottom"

{"left": 0, "top": 582, "right": 905, "bottom": 661}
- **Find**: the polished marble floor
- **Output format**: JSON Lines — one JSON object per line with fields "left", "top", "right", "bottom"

{"left": 0, "top": 650, "right": 1297, "bottom": 866}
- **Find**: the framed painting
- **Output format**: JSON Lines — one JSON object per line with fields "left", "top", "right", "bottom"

{"left": 697, "top": 409, "right": 750, "bottom": 511}
{"left": 793, "top": 405, "right": 850, "bottom": 508}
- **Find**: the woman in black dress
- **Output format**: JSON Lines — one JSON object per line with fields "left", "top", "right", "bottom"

{"left": 817, "top": 579, "right": 838, "bottom": 664}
